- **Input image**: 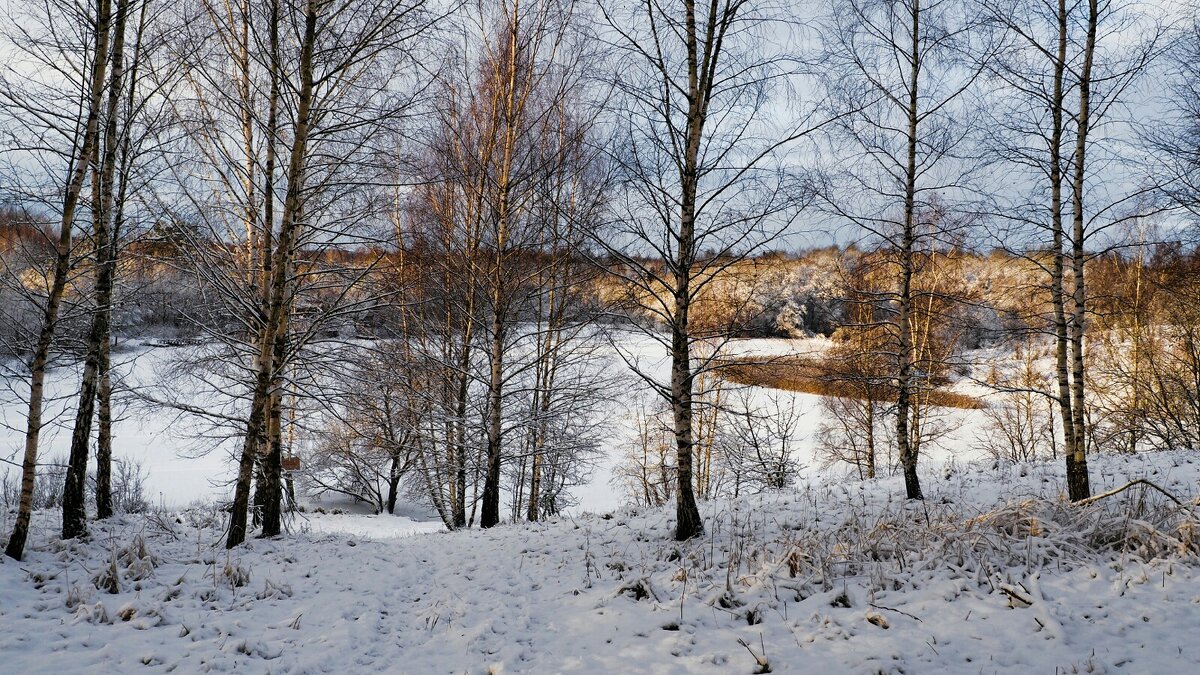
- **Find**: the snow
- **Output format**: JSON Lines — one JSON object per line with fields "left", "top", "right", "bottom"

{"left": 2, "top": 451, "right": 1199, "bottom": 673}
{"left": 719, "top": 336, "right": 833, "bottom": 360}
{"left": 4, "top": 332, "right": 1199, "bottom": 672}
{"left": 295, "top": 511, "right": 443, "bottom": 539}
{"left": 1, "top": 332, "right": 996, "bottom": 514}
{"left": 1, "top": 344, "right": 233, "bottom": 507}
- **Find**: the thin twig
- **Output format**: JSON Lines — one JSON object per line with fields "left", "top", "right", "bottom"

{"left": 869, "top": 602, "right": 923, "bottom": 622}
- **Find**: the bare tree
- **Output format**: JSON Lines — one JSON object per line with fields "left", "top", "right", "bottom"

{"left": 62, "top": 0, "right": 166, "bottom": 538}
{"left": 974, "top": 337, "right": 1057, "bottom": 462}
{"left": 977, "top": 0, "right": 1162, "bottom": 500}
{"left": 1148, "top": 14, "right": 1200, "bottom": 219}
{"left": 399, "top": 0, "right": 604, "bottom": 528}
{"left": 157, "top": 0, "right": 436, "bottom": 547}
{"left": 471, "top": 0, "right": 589, "bottom": 529}
{"left": 814, "top": 280, "right": 894, "bottom": 479}
{"left": 720, "top": 388, "right": 805, "bottom": 494}
{"left": 510, "top": 112, "right": 612, "bottom": 521}
{"left": 600, "top": 0, "right": 817, "bottom": 540}
{"left": 1, "top": 0, "right": 117, "bottom": 560}
{"left": 1089, "top": 243, "right": 1200, "bottom": 453}
{"left": 303, "top": 350, "right": 419, "bottom": 514}
{"left": 816, "top": 0, "right": 992, "bottom": 499}
{"left": 613, "top": 393, "right": 676, "bottom": 508}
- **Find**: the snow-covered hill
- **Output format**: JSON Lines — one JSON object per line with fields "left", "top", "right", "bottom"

{"left": 2, "top": 450, "right": 1198, "bottom": 674}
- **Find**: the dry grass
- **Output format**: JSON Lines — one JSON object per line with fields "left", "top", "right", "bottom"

{"left": 716, "top": 355, "right": 986, "bottom": 410}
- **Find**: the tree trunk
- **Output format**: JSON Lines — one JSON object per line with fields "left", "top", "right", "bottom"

{"left": 865, "top": 400, "right": 876, "bottom": 479}
{"left": 1065, "top": 0, "right": 1098, "bottom": 502}
{"left": 96, "top": 331, "right": 114, "bottom": 518}
{"left": 671, "top": 306, "right": 703, "bottom": 539}
{"left": 895, "top": 0, "right": 923, "bottom": 501}
{"left": 480, "top": 312, "right": 504, "bottom": 528}
{"left": 97, "top": 0, "right": 148, "bottom": 520}
{"left": 1044, "top": 0, "right": 1080, "bottom": 500}
{"left": 228, "top": 0, "right": 316, "bottom": 548}
{"left": 232, "top": 365, "right": 272, "bottom": 547}
{"left": 63, "top": 0, "right": 131, "bottom": 539}
{"left": 387, "top": 449, "right": 402, "bottom": 515}
{"left": 259, "top": 341, "right": 286, "bottom": 537}
{"left": 526, "top": 450, "right": 541, "bottom": 522}
{"left": 5, "top": 0, "right": 114, "bottom": 560}
{"left": 672, "top": 149, "right": 703, "bottom": 540}
{"left": 452, "top": 336, "right": 471, "bottom": 528}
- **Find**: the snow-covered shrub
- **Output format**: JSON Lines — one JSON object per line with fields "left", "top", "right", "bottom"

{"left": 219, "top": 558, "right": 250, "bottom": 589}
{"left": 612, "top": 396, "right": 676, "bottom": 508}
{"left": 614, "top": 382, "right": 806, "bottom": 504}
{"left": 92, "top": 533, "right": 159, "bottom": 594}
{"left": 1, "top": 456, "right": 150, "bottom": 514}
{"left": 93, "top": 555, "right": 121, "bottom": 594}
{"left": 717, "top": 389, "right": 807, "bottom": 493}
{"left": 3, "top": 455, "right": 68, "bottom": 510}
{"left": 116, "top": 533, "right": 159, "bottom": 581}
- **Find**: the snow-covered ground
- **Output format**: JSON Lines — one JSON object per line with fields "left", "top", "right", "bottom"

{"left": 2, "top": 451, "right": 1198, "bottom": 673}
{"left": 2, "top": 333, "right": 1199, "bottom": 672}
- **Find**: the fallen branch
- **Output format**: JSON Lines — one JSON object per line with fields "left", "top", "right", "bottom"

{"left": 1074, "top": 479, "right": 1187, "bottom": 508}
{"left": 869, "top": 602, "right": 923, "bottom": 622}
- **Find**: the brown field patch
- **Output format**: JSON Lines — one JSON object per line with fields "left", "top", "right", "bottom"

{"left": 716, "top": 355, "right": 986, "bottom": 410}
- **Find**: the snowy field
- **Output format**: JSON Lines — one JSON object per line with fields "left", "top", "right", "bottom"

{"left": 3, "top": 333, "right": 1199, "bottom": 672}
{"left": 1, "top": 451, "right": 1198, "bottom": 673}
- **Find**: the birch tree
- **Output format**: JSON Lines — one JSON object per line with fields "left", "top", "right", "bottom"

{"left": 399, "top": 0, "right": 601, "bottom": 529}
{"left": 1, "top": 0, "right": 116, "bottom": 560}
{"left": 158, "top": 0, "right": 434, "bottom": 547}
{"left": 62, "top": 0, "right": 166, "bottom": 538}
{"left": 816, "top": 0, "right": 990, "bottom": 500}
{"left": 978, "top": 0, "right": 1161, "bottom": 500}
{"left": 600, "top": 0, "right": 818, "bottom": 540}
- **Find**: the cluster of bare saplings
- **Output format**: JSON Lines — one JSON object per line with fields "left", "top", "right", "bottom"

{"left": 2, "top": 0, "right": 1199, "bottom": 560}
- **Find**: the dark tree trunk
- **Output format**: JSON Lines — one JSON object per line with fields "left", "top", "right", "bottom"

{"left": 1048, "top": 0, "right": 1079, "bottom": 497}
{"left": 894, "top": 0, "right": 923, "bottom": 501}
{"left": 480, "top": 314, "right": 504, "bottom": 528}
{"left": 526, "top": 450, "right": 541, "bottom": 522}
{"left": 387, "top": 452, "right": 401, "bottom": 515}
{"left": 451, "top": 319, "right": 473, "bottom": 529}
{"left": 62, "top": 0, "right": 130, "bottom": 540}
{"left": 1065, "top": 0, "right": 1098, "bottom": 502}
{"left": 231, "top": 369, "right": 272, "bottom": 547}
{"left": 2, "top": 0, "right": 114, "bottom": 557}
{"left": 259, "top": 358, "right": 285, "bottom": 536}
{"left": 672, "top": 182, "right": 703, "bottom": 540}
{"left": 95, "top": 334, "right": 114, "bottom": 519}
{"left": 228, "top": 0, "right": 315, "bottom": 548}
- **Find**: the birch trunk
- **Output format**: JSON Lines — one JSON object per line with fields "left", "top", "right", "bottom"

{"left": 5, "top": 0, "right": 115, "bottom": 560}
{"left": 228, "top": 0, "right": 316, "bottom": 548}
{"left": 1065, "top": 0, "right": 1098, "bottom": 502}
{"left": 1049, "top": 0, "right": 1078, "bottom": 489}
{"left": 895, "top": 0, "right": 923, "bottom": 501}
{"left": 63, "top": 0, "right": 131, "bottom": 539}
{"left": 96, "top": 0, "right": 147, "bottom": 519}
